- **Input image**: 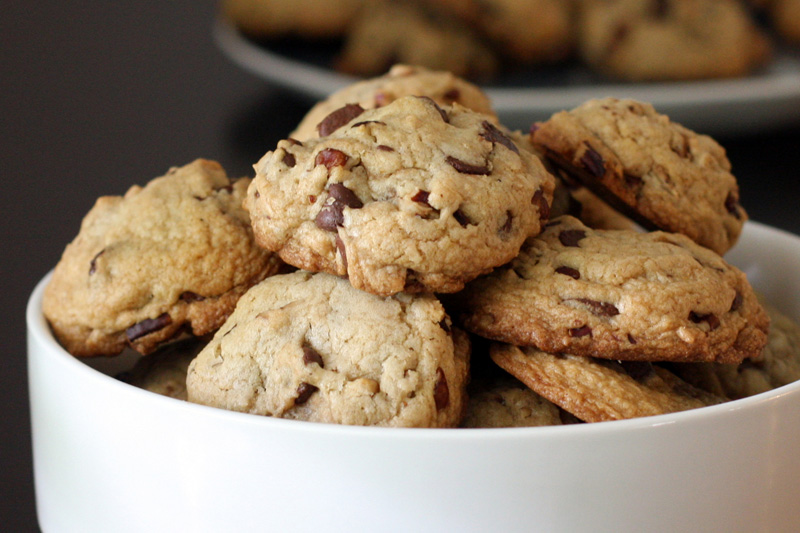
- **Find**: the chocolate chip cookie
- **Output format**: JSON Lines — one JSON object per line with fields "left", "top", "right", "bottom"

{"left": 43, "top": 159, "right": 282, "bottom": 357}
{"left": 245, "top": 95, "right": 555, "bottom": 296}
{"left": 186, "top": 271, "right": 470, "bottom": 427}
{"left": 461, "top": 374, "right": 564, "bottom": 428}
{"left": 221, "top": 0, "right": 363, "bottom": 39}
{"left": 455, "top": 215, "right": 769, "bottom": 364}
{"left": 119, "top": 339, "right": 205, "bottom": 400}
{"left": 290, "top": 64, "right": 497, "bottom": 142}
{"left": 531, "top": 97, "right": 746, "bottom": 255}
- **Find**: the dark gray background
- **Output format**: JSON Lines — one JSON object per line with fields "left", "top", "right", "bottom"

{"left": 2, "top": 1, "right": 799, "bottom": 530}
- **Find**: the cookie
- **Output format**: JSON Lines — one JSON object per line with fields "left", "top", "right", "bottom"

{"left": 570, "top": 187, "right": 638, "bottom": 231}
{"left": 43, "top": 159, "right": 282, "bottom": 357}
{"left": 670, "top": 298, "right": 800, "bottom": 400}
{"left": 490, "top": 343, "right": 724, "bottom": 423}
{"left": 245, "top": 95, "right": 555, "bottom": 296}
{"left": 334, "top": 0, "right": 498, "bottom": 81}
{"left": 461, "top": 374, "right": 563, "bottom": 428}
{"left": 290, "top": 64, "right": 497, "bottom": 142}
{"left": 770, "top": 0, "right": 800, "bottom": 43}
{"left": 455, "top": 215, "right": 769, "bottom": 364}
{"left": 221, "top": 0, "right": 363, "bottom": 39}
{"left": 186, "top": 271, "right": 470, "bottom": 427}
{"left": 118, "top": 339, "right": 204, "bottom": 400}
{"left": 575, "top": 0, "right": 772, "bottom": 81}
{"left": 531, "top": 98, "right": 746, "bottom": 255}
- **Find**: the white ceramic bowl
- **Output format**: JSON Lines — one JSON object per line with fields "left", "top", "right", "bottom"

{"left": 28, "top": 221, "right": 800, "bottom": 533}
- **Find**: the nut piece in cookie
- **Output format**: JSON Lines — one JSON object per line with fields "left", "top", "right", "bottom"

{"left": 290, "top": 64, "right": 497, "bottom": 142}
{"left": 246, "top": 96, "right": 555, "bottom": 296}
{"left": 490, "top": 343, "right": 724, "bottom": 423}
{"left": 456, "top": 216, "right": 769, "bottom": 364}
{"left": 531, "top": 98, "right": 746, "bottom": 255}
{"left": 186, "top": 271, "right": 469, "bottom": 428}
{"left": 43, "top": 159, "right": 283, "bottom": 357}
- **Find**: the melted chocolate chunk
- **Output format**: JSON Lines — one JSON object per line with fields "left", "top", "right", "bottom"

{"left": 571, "top": 298, "right": 619, "bottom": 317}
{"left": 531, "top": 188, "right": 551, "bottom": 220}
{"left": 315, "top": 148, "right": 349, "bottom": 170}
{"left": 411, "top": 190, "right": 431, "bottom": 206}
{"left": 446, "top": 155, "right": 490, "bottom": 175}
{"left": 480, "top": 121, "right": 519, "bottom": 154}
{"left": 317, "top": 103, "right": 365, "bottom": 137}
{"left": 569, "top": 325, "right": 592, "bottom": 338}
{"left": 453, "top": 209, "right": 472, "bottom": 227}
{"left": 328, "top": 183, "right": 363, "bottom": 208}
{"left": 558, "top": 229, "right": 587, "bottom": 247}
{"left": 689, "top": 311, "right": 720, "bottom": 330}
{"left": 302, "top": 344, "right": 324, "bottom": 367}
{"left": 555, "top": 266, "right": 580, "bottom": 279}
{"left": 282, "top": 152, "right": 296, "bottom": 168}
{"left": 580, "top": 143, "right": 605, "bottom": 178}
{"left": 443, "top": 88, "right": 460, "bottom": 101}
{"left": 627, "top": 334, "right": 637, "bottom": 344}
{"left": 433, "top": 368, "right": 449, "bottom": 410}
{"left": 315, "top": 202, "right": 345, "bottom": 231}
{"left": 126, "top": 313, "right": 172, "bottom": 342}
{"left": 295, "top": 382, "right": 319, "bottom": 405}
{"left": 377, "top": 145, "right": 395, "bottom": 152}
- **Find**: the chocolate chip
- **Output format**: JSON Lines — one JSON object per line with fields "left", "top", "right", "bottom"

{"left": 180, "top": 291, "right": 205, "bottom": 303}
{"left": 377, "top": 145, "right": 395, "bottom": 152}
{"left": 619, "top": 360, "right": 654, "bottom": 381}
{"left": 295, "top": 382, "right": 319, "bottom": 405}
{"left": 302, "top": 344, "right": 324, "bottom": 367}
{"left": 446, "top": 155, "right": 490, "bottom": 175}
{"left": 443, "top": 88, "right": 460, "bottom": 101}
{"left": 555, "top": 266, "right": 580, "bottom": 279}
{"left": 335, "top": 235, "right": 348, "bottom": 269}
{"left": 558, "top": 229, "right": 586, "bottom": 247}
{"left": 433, "top": 368, "right": 449, "bottom": 410}
{"left": 627, "top": 334, "right": 637, "bottom": 344}
{"left": 580, "top": 143, "right": 605, "bottom": 177}
{"left": 315, "top": 148, "right": 349, "bottom": 170}
{"left": 570, "top": 298, "right": 619, "bottom": 317}
{"left": 126, "top": 313, "right": 172, "bottom": 342}
{"left": 316, "top": 103, "right": 365, "bottom": 137}
{"left": 730, "top": 292, "right": 743, "bottom": 312}
{"left": 308, "top": 195, "right": 317, "bottom": 204}
{"left": 88, "top": 248, "right": 105, "bottom": 275}
{"left": 725, "top": 191, "right": 742, "bottom": 219}
{"left": 315, "top": 202, "right": 345, "bottom": 231}
{"left": 569, "top": 325, "right": 592, "bottom": 338}
{"left": 416, "top": 96, "right": 448, "bottom": 122}
{"left": 689, "top": 311, "right": 720, "bottom": 330}
{"left": 282, "top": 152, "right": 296, "bottom": 168}
{"left": 531, "top": 188, "right": 550, "bottom": 220}
{"left": 453, "top": 209, "right": 471, "bottom": 227}
{"left": 328, "top": 183, "right": 363, "bottom": 208}
{"left": 480, "top": 120, "right": 519, "bottom": 154}
{"left": 411, "top": 190, "right": 431, "bottom": 206}
{"left": 351, "top": 120, "right": 385, "bottom": 128}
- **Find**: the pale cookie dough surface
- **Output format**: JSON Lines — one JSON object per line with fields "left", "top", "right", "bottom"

{"left": 456, "top": 216, "right": 769, "bottom": 364}
{"left": 186, "top": 271, "right": 470, "bottom": 427}
{"left": 246, "top": 96, "right": 555, "bottom": 296}
{"left": 461, "top": 375, "right": 563, "bottom": 428}
{"left": 490, "top": 343, "right": 724, "bottom": 423}
{"left": 290, "top": 64, "right": 497, "bottom": 142}
{"left": 531, "top": 98, "right": 746, "bottom": 255}
{"left": 119, "top": 339, "right": 204, "bottom": 401}
{"left": 43, "top": 159, "right": 282, "bottom": 357}
{"left": 576, "top": 0, "right": 772, "bottom": 81}
{"left": 671, "top": 299, "right": 800, "bottom": 400}
{"left": 221, "top": 0, "right": 363, "bottom": 39}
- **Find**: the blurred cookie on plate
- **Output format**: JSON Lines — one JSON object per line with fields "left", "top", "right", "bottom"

{"left": 221, "top": 0, "right": 364, "bottom": 39}
{"left": 119, "top": 339, "right": 205, "bottom": 401}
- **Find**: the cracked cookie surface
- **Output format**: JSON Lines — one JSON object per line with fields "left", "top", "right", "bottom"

{"left": 456, "top": 215, "right": 769, "bottom": 364}
{"left": 531, "top": 97, "right": 746, "bottom": 254}
{"left": 186, "top": 271, "right": 469, "bottom": 427}
{"left": 43, "top": 159, "right": 281, "bottom": 357}
{"left": 246, "top": 95, "right": 555, "bottom": 296}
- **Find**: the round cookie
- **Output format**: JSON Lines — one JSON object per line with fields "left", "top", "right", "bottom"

{"left": 455, "top": 215, "right": 769, "bottom": 364}
{"left": 119, "top": 339, "right": 205, "bottom": 401}
{"left": 334, "top": 0, "right": 498, "bottom": 81}
{"left": 461, "top": 375, "right": 563, "bottom": 428}
{"left": 531, "top": 97, "right": 746, "bottom": 255}
{"left": 245, "top": 95, "right": 555, "bottom": 296}
{"left": 290, "top": 64, "right": 497, "bottom": 142}
{"left": 186, "top": 271, "right": 470, "bottom": 427}
{"left": 220, "top": 0, "right": 363, "bottom": 39}
{"left": 43, "top": 159, "right": 283, "bottom": 357}
{"left": 770, "top": 0, "right": 800, "bottom": 43}
{"left": 575, "top": 0, "right": 772, "bottom": 81}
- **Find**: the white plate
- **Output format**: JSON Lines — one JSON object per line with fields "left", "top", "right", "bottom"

{"left": 214, "top": 17, "right": 800, "bottom": 135}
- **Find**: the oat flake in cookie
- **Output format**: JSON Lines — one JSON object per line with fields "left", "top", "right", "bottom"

{"left": 531, "top": 98, "right": 746, "bottom": 255}
{"left": 186, "top": 271, "right": 470, "bottom": 427}
{"left": 43, "top": 159, "right": 282, "bottom": 357}
{"left": 456, "top": 216, "right": 769, "bottom": 364}
{"left": 246, "top": 95, "right": 555, "bottom": 296}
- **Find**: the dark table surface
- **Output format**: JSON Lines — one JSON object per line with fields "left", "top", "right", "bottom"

{"left": 3, "top": 1, "right": 800, "bottom": 530}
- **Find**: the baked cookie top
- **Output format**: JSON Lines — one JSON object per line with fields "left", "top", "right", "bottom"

{"left": 575, "top": 0, "right": 772, "bottom": 81}
{"left": 531, "top": 97, "right": 746, "bottom": 255}
{"left": 43, "top": 159, "right": 282, "bottom": 357}
{"left": 245, "top": 95, "right": 555, "bottom": 296}
{"left": 490, "top": 343, "right": 724, "bottom": 423}
{"left": 186, "top": 271, "right": 470, "bottom": 427}
{"left": 290, "top": 64, "right": 497, "bottom": 142}
{"left": 456, "top": 216, "right": 769, "bottom": 364}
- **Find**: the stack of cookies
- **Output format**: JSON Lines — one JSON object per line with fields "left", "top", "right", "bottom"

{"left": 43, "top": 65, "right": 800, "bottom": 428}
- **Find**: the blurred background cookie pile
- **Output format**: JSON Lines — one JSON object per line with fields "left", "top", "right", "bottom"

{"left": 220, "top": 0, "right": 800, "bottom": 82}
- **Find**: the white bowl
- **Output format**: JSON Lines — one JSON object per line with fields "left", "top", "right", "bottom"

{"left": 28, "top": 221, "right": 800, "bottom": 533}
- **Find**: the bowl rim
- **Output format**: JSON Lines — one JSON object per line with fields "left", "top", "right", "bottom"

{"left": 27, "top": 220, "right": 800, "bottom": 441}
